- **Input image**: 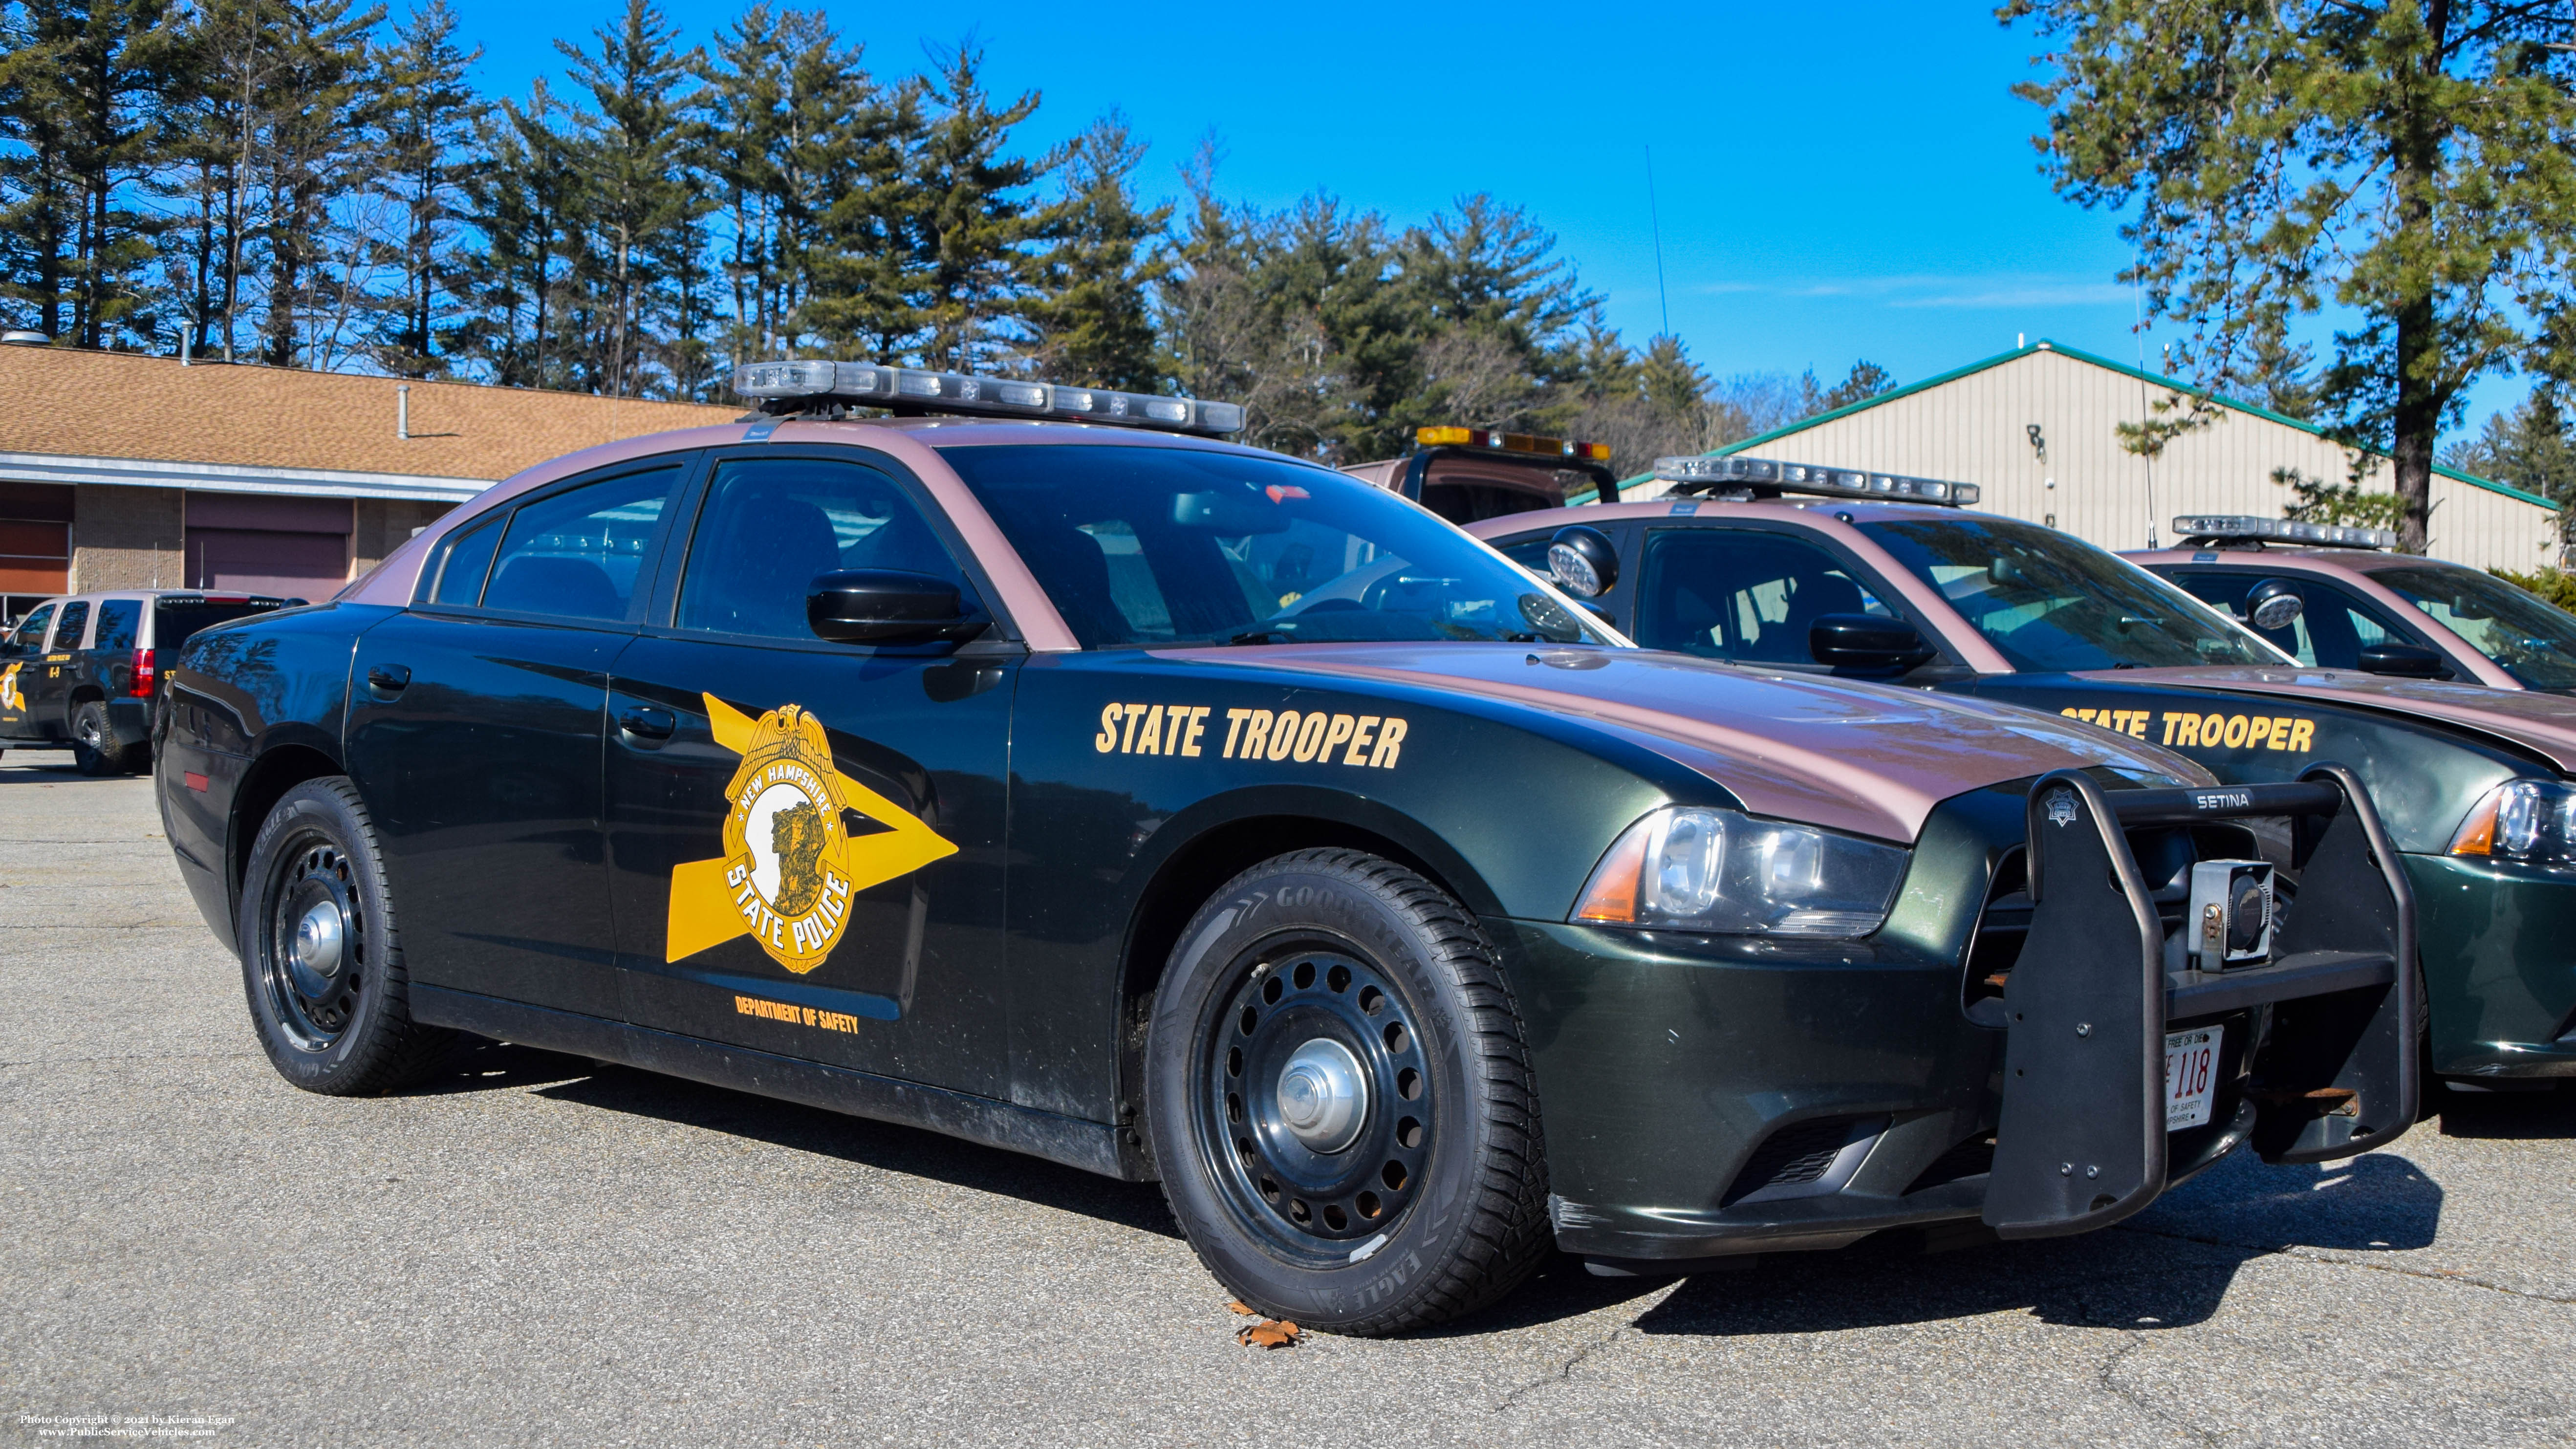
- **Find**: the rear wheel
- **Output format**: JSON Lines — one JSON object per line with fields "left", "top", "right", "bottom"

{"left": 1145, "top": 848, "right": 1550, "bottom": 1336}
{"left": 70, "top": 700, "right": 140, "bottom": 775}
{"left": 238, "top": 778, "right": 451, "bottom": 1094}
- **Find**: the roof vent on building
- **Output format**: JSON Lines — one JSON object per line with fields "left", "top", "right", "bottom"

{"left": 0, "top": 329, "right": 50, "bottom": 346}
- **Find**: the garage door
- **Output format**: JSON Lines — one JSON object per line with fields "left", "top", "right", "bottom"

{"left": 185, "top": 494, "right": 350, "bottom": 602}
{"left": 0, "top": 481, "right": 72, "bottom": 616}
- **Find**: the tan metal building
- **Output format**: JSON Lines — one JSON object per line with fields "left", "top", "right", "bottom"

{"left": 0, "top": 345, "right": 740, "bottom": 616}
{"left": 1639, "top": 340, "right": 2559, "bottom": 572}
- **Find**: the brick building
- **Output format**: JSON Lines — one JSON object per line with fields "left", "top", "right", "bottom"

{"left": 0, "top": 344, "right": 739, "bottom": 616}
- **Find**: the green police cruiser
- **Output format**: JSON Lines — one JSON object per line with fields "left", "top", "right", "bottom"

{"left": 1477, "top": 459, "right": 2576, "bottom": 1090}
{"left": 158, "top": 366, "right": 2419, "bottom": 1334}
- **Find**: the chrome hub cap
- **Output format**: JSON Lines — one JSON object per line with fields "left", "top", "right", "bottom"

{"left": 288, "top": 900, "right": 346, "bottom": 997}
{"left": 1277, "top": 1038, "right": 1367, "bottom": 1153}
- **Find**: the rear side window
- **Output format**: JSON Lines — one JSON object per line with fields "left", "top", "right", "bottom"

{"left": 426, "top": 513, "right": 504, "bottom": 606}
{"left": 49, "top": 599, "right": 88, "bottom": 650}
{"left": 92, "top": 600, "right": 141, "bottom": 651}
{"left": 155, "top": 599, "right": 282, "bottom": 652}
{"left": 481, "top": 467, "right": 681, "bottom": 621}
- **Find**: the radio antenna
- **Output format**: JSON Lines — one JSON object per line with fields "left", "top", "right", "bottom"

{"left": 1646, "top": 145, "right": 1671, "bottom": 338}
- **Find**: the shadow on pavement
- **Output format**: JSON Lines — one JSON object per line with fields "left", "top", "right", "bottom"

{"left": 2435, "top": 1084, "right": 2575, "bottom": 1140}
{"left": 422, "top": 1040, "right": 1189, "bottom": 1241}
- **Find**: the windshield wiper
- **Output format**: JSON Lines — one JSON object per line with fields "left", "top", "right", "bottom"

{"left": 1227, "top": 628, "right": 1299, "bottom": 646}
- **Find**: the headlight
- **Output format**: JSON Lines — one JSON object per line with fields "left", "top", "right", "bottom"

{"left": 1571, "top": 806, "right": 1910, "bottom": 938}
{"left": 2448, "top": 779, "right": 2576, "bottom": 868}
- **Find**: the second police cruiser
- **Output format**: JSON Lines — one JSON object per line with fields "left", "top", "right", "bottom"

{"left": 1477, "top": 456, "right": 2576, "bottom": 1090}
{"left": 157, "top": 368, "right": 2422, "bottom": 1334}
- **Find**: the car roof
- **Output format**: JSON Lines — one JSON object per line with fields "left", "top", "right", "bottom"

{"left": 1465, "top": 497, "right": 1980, "bottom": 537}
{"left": 2123, "top": 545, "right": 2423, "bottom": 580}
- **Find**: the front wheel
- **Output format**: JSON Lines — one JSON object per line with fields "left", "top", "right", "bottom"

{"left": 238, "top": 778, "right": 451, "bottom": 1094}
{"left": 1145, "top": 849, "right": 1551, "bottom": 1336}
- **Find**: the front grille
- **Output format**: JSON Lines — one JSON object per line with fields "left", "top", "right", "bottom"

{"left": 1722, "top": 1117, "right": 1866, "bottom": 1206}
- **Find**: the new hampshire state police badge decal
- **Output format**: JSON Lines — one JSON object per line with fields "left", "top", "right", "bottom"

{"left": 664, "top": 695, "right": 957, "bottom": 974}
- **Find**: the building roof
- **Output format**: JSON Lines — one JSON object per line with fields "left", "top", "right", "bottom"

{"left": 1695, "top": 339, "right": 2554, "bottom": 511}
{"left": 0, "top": 345, "right": 742, "bottom": 501}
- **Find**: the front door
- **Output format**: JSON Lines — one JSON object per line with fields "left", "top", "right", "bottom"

{"left": 0, "top": 600, "right": 53, "bottom": 739}
{"left": 345, "top": 458, "right": 690, "bottom": 1020}
{"left": 22, "top": 597, "right": 87, "bottom": 737}
{"left": 606, "top": 449, "right": 1016, "bottom": 1099}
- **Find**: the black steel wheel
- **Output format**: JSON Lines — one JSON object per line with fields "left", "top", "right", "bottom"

{"left": 1203, "top": 946, "right": 1434, "bottom": 1256}
{"left": 1146, "top": 848, "right": 1550, "bottom": 1336}
{"left": 238, "top": 777, "right": 450, "bottom": 1094}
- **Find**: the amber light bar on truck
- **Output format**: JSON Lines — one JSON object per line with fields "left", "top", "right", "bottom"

{"left": 2172, "top": 515, "right": 2395, "bottom": 550}
{"left": 1654, "top": 455, "right": 1981, "bottom": 507}
{"left": 733, "top": 361, "right": 1244, "bottom": 437}
{"left": 1416, "top": 425, "right": 1612, "bottom": 463}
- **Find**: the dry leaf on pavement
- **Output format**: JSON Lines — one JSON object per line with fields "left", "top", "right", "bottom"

{"left": 1236, "top": 1318, "right": 1301, "bottom": 1349}
{"left": 1226, "top": 1301, "right": 1255, "bottom": 1316}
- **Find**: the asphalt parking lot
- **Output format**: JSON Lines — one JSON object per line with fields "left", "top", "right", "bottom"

{"left": 3, "top": 750, "right": 2573, "bottom": 1448}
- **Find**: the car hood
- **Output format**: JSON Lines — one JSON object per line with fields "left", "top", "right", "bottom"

{"left": 1161, "top": 644, "right": 2211, "bottom": 843}
{"left": 2073, "top": 665, "right": 2576, "bottom": 775}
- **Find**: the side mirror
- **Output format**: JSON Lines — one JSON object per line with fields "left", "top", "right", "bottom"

{"left": 808, "top": 569, "right": 988, "bottom": 646}
{"left": 2355, "top": 642, "right": 2448, "bottom": 679}
{"left": 2244, "top": 578, "right": 2305, "bottom": 631}
{"left": 1547, "top": 525, "right": 1620, "bottom": 598}
{"left": 1811, "top": 613, "right": 1935, "bottom": 670}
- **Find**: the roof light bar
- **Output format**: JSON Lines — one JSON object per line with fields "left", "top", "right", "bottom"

{"left": 732, "top": 361, "right": 1243, "bottom": 437}
{"left": 1652, "top": 454, "right": 1981, "bottom": 508}
{"left": 2172, "top": 515, "right": 2395, "bottom": 550}
{"left": 1418, "top": 425, "right": 1612, "bottom": 463}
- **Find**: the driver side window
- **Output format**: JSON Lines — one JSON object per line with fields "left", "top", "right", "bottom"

{"left": 2166, "top": 571, "right": 2403, "bottom": 670}
{"left": 678, "top": 457, "right": 971, "bottom": 642}
{"left": 3, "top": 602, "right": 53, "bottom": 656}
{"left": 1637, "top": 529, "right": 1892, "bottom": 665}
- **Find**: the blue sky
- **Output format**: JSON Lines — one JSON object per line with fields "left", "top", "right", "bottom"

{"left": 442, "top": 0, "right": 2525, "bottom": 440}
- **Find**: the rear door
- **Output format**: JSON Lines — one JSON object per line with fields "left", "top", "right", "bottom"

{"left": 604, "top": 446, "right": 1017, "bottom": 1099}
{"left": 344, "top": 458, "right": 692, "bottom": 1021}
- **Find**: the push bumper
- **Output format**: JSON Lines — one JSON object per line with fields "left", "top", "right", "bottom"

{"left": 1505, "top": 764, "right": 2419, "bottom": 1265}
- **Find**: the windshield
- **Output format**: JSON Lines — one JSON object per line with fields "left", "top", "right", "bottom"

{"left": 2370, "top": 563, "right": 2576, "bottom": 690}
{"left": 1859, "top": 516, "right": 2286, "bottom": 671}
{"left": 939, "top": 443, "right": 1607, "bottom": 649}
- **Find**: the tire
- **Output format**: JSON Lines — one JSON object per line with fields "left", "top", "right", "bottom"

{"left": 1144, "top": 848, "right": 1551, "bottom": 1336}
{"left": 238, "top": 777, "right": 452, "bottom": 1095}
{"left": 70, "top": 699, "right": 141, "bottom": 775}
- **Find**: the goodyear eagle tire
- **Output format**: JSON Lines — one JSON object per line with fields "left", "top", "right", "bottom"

{"left": 1145, "top": 848, "right": 1550, "bottom": 1336}
{"left": 238, "top": 778, "right": 452, "bottom": 1095}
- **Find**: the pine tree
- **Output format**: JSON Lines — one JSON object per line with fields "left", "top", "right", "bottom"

{"left": 1023, "top": 114, "right": 1168, "bottom": 390}
{"left": 0, "top": 0, "right": 177, "bottom": 346}
{"left": 455, "top": 78, "right": 577, "bottom": 388}
{"left": 905, "top": 42, "right": 1054, "bottom": 372}
{"left": 556, "top": 0, "right": 703, "bottom": 396}
{"left": 373, "top": 0, "right": 480, "bottom": 376}
{"left": 2003, "top": 1, "right": 2576, "bottom": 554}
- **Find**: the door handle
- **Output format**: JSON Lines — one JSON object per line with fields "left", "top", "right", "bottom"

{"left": 366, "top": 664, "right": 411, "bottom": 693}
{"left": 619, "top": 707, "right": 675, "bottom": 740}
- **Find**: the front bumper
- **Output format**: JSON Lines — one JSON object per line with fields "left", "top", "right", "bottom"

{"left": 1502, "top": 767, "right": 2420, "bottom": 1266}
{"left": 2409, "top": 854, "right": 2576, "bottom": 1079}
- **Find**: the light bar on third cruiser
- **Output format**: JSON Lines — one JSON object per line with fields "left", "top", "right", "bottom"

{"left": 2171, "top": 515, "right": 2396, "bottom": 550}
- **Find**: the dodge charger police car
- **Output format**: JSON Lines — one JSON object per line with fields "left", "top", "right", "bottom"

{"left": 158, "top": 368, "right": 2419, "bottom": 1334}
{"left": 1478, "top": 459, "right": 2576, "bottom": 1087}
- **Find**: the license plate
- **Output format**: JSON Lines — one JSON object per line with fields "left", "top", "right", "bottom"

{"left": 2165, "top": 1026, "right": 2222, "bottom": 1130}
